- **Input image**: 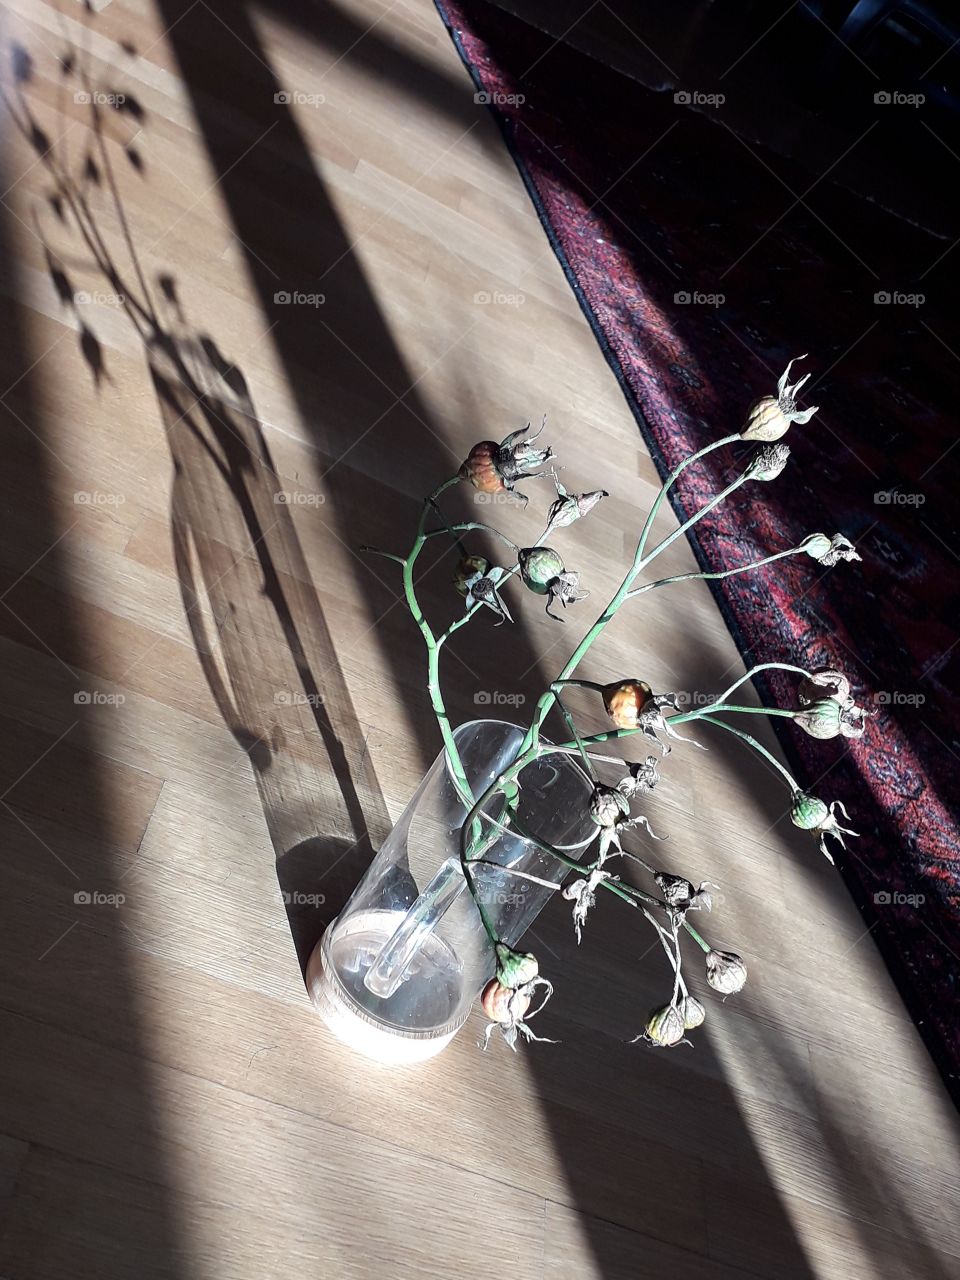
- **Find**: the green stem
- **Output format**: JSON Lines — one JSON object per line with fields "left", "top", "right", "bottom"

{"left": 469, "top": 859, "right": 563, "bottom": 891}
{"left": 405, "top": 491, "right": 560, "bottom": 910}
{"left": 681, "top": 918, "right": 712, "bottom": 953}
{"left": 695, "top": 714, "right": 799, "bottom": 790}
{"left": 554, "top": 706, "right": 795, "bottom": 753}
{"left": 627, "top": 545, "right": 805, "bottom": 598}
{"left": 359, "top": 546, "right": 407, "bottom": 566}
{"left": 596, "top": 875, "right": 672, "bottom": 915}
{"left": 437, "top": 564, "right": 521, "bottom": 648}
{"left": 551, "top": 661, "right": 811, "bottom": 754}
{"left": 540, "top": 742, "right": 630, "bottom": 767}
{"left": 674, "top": 704, "right": 799, "bottom": 720}
{"left": 634, "top": 470, "right": 753, "bottom": 572}
{"left": 612, "top": 878, "right": 713, "bottom": 954}
{"left": 458, "top": 783, "right": 589, "bottom": 949}
{"left": 517, "top": 466, "right": 754, "bottom": 764}
{"left": 550, "top": 685, "right": 597, "bottom": 781}
{"left": 713, "top": 662, "right": 810, "bottom": 707}
{"left": 636, "top": 433, "right": 741, "bottom": 560}
{"left": 501, "top": 807, "right": 596, "bottom": 876}
{"left": 423, "top": 522, "right": 520, "bottom": 553}
{"left": 401, "top": 477, "right": 475, "bottom": 810}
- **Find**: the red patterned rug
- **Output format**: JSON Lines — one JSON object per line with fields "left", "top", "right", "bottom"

{"left": 436, "top": 0, "right": 960, "bottom": 1103}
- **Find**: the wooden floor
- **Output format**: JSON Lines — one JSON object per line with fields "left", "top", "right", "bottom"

{"left": 0, "top": 1, "right": 957, "bottom": 1277}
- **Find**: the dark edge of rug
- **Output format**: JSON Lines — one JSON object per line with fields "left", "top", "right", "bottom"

{"left": 433, "top": 0, "right": 960, "bottom": 1110}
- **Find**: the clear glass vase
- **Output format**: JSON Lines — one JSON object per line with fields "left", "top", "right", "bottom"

{"left": 307, "top": 719, "right": 594, "bottom": 1063}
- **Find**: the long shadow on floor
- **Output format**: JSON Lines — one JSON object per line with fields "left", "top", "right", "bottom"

{"left": 0, "top": 98, "right": 187, "bottom": 1280}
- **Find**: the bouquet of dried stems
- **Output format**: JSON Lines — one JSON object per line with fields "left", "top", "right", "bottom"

{"left": 364, "top": 358, "right": 868, "bottom": 1051}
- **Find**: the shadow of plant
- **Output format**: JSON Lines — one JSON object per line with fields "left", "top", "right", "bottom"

{"left": 4, "top": 36, "right": 391, "bottom": 973}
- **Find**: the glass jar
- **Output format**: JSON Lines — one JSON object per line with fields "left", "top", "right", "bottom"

{"left": 307, "top": 719, "right": 594, "bottom": 1063}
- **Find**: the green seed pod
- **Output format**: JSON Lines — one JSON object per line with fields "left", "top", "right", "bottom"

{"left": 518, "top": 546, "right": 564, "bottom": 595}
{"left": 803, "top": 532, "right": 860, "bottom": 565}
{"left": 494, "top": 942, "right": 539, "bottom": 990}
{"left": 795, "top": 697, "right": 843, "bottom": 740}
{"left": 791, "top": 791, "right": 830, "bottom": 830}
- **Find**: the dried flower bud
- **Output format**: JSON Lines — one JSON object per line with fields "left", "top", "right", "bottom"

{"left": 454, "top": 557, "right": 513, "bottom": 624}
{"left": 459, "top": 441, "right": 504, "bottom": 494}
{"left": 655, "top": 872, "right": 696, "bottom": 908}
{"left": 616, "top": 756, "right": 661, "bottom": 799}
{"left": 495, "top": 942, "right": 539, "bottom": 989}
{"left": 705, "top": 949, "right": 747, "bottom": 995}
{"left": 839, "top": 703, "right": 870, "bottom": 739}
{"left": 797, "top": 667, "right": 851, "bottom": 707}
{"left": 589, "top": 784, "right": 630, "bottom": 828}
{"left": 468, "top": 575, "right": 513, "bottom": 626}
{"left": 655, "top": 873, "right": 713, "bottom": 914}
{"left": 562, "top": 866, "right": 611, "bottom": 943}
{"left": 545, "top": 482, "right": 608, "bottom": 533}
{"left": 803, "top": 533, "right": 860, "bottom": 566}
{"left": 601, "top": 679, "right": 653, "bottom": 730}
{"left": 742, "top": 396, "right": 787, "bottom": 442}
{"left": 546, "top": 570, "right": 587, "bottom": 620}
{"left": 518, "top": 546, "right": 565, "bottom": 594}
{"left": 741, "top": 355, "right": 818, "bottom": 441}
{"left": 642, "top": 1003, "right": 687, "bottom": 1047}
{"left": 679, "top": 995, "right": 706, "bottom": 1029}
{"left": 481, "top": 978, "right": 531, "bottom": 1025}
{"left": 496, "top": 421, "right": 553, "bottom": 483}
{"left": 747, "top": 441, "right": 791, "bottom": 481}
{"left": 453, "top": 553, "right": 492, "bottom": 596}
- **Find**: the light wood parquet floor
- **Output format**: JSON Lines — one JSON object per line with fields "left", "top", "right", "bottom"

{"left": 0, "top": 2, "right": 957, "bottom": 1277}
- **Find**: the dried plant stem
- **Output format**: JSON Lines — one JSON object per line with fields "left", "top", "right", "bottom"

{"left": 713, "top": 662, "right": 811, "bottom": 705}
{"left": 399, "top": 477, "right": 476, "bottom": 813}
{"left": 627, "top": 545, "right": 811, "bottom": 598}
{"left": 635, "top": 432, "right": 741, "bottom": 559}
{"left": 695, "top": 714, "right": 800, "bottom": 789}
{"left": 422, "top": 522, "right": 520, "bottom": 553}
{"left": 550, "top": 685, "right": 598, "bottom": 781}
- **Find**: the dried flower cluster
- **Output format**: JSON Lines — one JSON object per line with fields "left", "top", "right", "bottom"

{"left": 366, "top": 358, "right": 868, "bottom": 1053}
